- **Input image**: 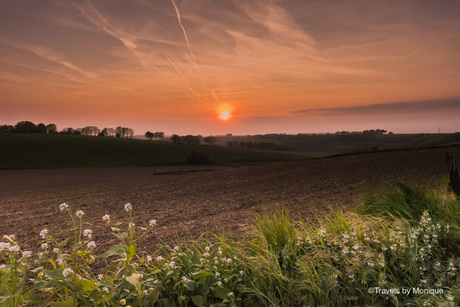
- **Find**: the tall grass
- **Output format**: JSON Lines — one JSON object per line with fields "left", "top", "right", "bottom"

{"left": 0, "top": 182, "right": 459, "bottom": 306}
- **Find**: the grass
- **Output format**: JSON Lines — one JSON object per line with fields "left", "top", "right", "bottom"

{"left": 0, "top": 182, "right": 459, "bottom": 306}
{"left": 0, "top": 134, "right": 301, "bottom": 169}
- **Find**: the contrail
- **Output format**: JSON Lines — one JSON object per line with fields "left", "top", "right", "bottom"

{"left": 165, "top": 55, "right": 201, "bottom": 101}
{"left": 170, "top": 0, "right": 207, "bottom": 92}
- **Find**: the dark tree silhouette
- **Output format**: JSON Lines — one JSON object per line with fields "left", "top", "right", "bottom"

{"left": 145, "top": 131, "right": 154, "bottom": 140}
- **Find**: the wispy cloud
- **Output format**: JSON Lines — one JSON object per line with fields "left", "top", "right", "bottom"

{"left": 170, "top": 0, "right": 207, "bottom": 92}
{"left": 291, "top": 98, "right": 460, "bottom": 116}
{"left": 0, "top": 35, "right": 97, "bottom": 79}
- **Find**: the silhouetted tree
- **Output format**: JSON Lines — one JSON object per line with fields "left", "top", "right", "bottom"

{"left": 46, "top": 124, "right": 57, "bottom": 134}
{"left": 171, "top": 134, "right": 182, "bottom": 144}
{"left": 14, "top": 121, "right": 37, "bottom": 133}
{"left": 182, "top": 135, "right": 200, "bottom": 145}
{"left": 0, "top": 125, "right": 14, "bottom": 133}
{"left": 145, "top": 131, "right": 154, "bottom": 140}
{"left": 37, "top": 123, "right": 47, "bottom": 134}
{"left": 204, "top": 136, "right": 216, "bottom": 145}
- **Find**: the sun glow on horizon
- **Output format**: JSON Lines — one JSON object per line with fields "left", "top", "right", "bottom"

{"left": 221, "top": 110, "right": 229, "bottom": 120}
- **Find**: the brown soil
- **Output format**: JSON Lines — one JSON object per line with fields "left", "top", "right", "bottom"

{"left": 1, "top": 147, "right": 458, "bottom": 255}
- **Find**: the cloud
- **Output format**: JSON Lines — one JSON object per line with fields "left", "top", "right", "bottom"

{"left": 0, "top": 35, "right": 98, "bottom": 79}
{"left": 291, "top": 97, "right": 460, "bottom": 116}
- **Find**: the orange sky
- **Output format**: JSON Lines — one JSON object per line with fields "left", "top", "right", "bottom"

{"left": 1, "top": 0, "right": 459, "bottom": 135}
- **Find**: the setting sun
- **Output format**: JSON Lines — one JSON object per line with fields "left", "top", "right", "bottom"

{"left": 220, "top": 110, "right": 230, "bottom": 120}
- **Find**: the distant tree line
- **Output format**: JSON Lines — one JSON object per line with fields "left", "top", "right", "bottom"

{"left": 144, "top": 131, "right": 165, "bottom": 141}
{"left": 0, "top": 121, "right": 134, "bottom": 138}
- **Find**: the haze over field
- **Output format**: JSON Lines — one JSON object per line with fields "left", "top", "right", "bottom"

{"left": 1, "top": 0, "right": 459, "bottom": 135}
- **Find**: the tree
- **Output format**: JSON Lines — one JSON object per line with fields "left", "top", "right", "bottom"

{"left": 14, "top": 121, "right": 37, "bottom": 133}
{"left": 0, "top": 125, "right": 14, "bottom": 133}
{"left": 46, "top": 124, "right": 57, "bottom": 134}
{"left": 37, "top": 123, "right": 47, "bottom": 134}
{"left": 171, "top": 134, "right": 182, "bottom": 144}
{"left": 60, "top": 127, "right": 75, "bottom": 134}
{"left": 182, "top": 135, "right": 200, "bottom": 145}
{"left": 128, "top": 128, "right": 134, "bottom": 139}
{"left": 145, "top": 131, "right": 154, "bottom": 140}
{"left": 204, "top": 136, "right": 216, "bottom": 145}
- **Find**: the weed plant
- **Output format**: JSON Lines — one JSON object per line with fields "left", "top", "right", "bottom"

{"left": 0, "top": 182, "right": 459, "bottom": 306}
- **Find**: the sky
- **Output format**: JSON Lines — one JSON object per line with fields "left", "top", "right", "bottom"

{"left": 1, "top": 0, "right": 459, "bottom": 136}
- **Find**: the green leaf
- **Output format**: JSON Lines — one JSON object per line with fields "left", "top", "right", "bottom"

{"left": 43, "top": 269, "right": 63, "bottom": 279}
{"left": 22, "top": 295, "right": 41, "bottom": 304}
{"left": 213, "top": 286, "right": 227, "bottom": 300}
{"left": 72, "top": 243, "right": 82, "bottom": 250}
{"left": 191, "top": 295, "right": 206, "bottom": 307}
{"left": 32, "top": 280, "right": 47, "bottom": 290}
{"left": 58, "top": 238, "right": 70, "bottom": 249}
{"left": 113, "top": 232, "right": 128, "bottom": 240}
{"left": 235, "top": 283, "right": 247, "bottom": 292}
{"left": 99, "top": 245, "right": 125, "bottom": 259}
{"left": 127, "top": 244, "right": 137, "bottom": 261}
{"left": 184, "top": 280, "right": 196, "bottom": 291}
{"left": 126, "top": 273, "right": 142, "bottom": 295}
{"left": 78, "top": 250, "right": 88, "bottom": 259}
{"left": 48, "top": 259, "right": 57, "bottom": 269}
{"left": 80, "top": 279, "right": 98, "bottom": 293}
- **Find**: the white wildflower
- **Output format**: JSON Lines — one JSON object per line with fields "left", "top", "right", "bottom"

{"left": 22, "top": 251, "right": 32, "bottom": 258}
{"left": 174, "top": 246, "right": 179, "bottom": 251}
{"left": 120, "top": 298, "right": 126, "bottom": 305}
{"left": 40, "top": 229, "right": 48, "bottom": 239}
{"left": 229, "top": 292, "right": 234, "bottom": 297}
{"left": 87, "top": 241, "right": 96, "bottom": 249}
{"left": 41, "top": 243, "right": 48, "bottom": 250}
{"left": 128, "top": 223, "right": 135, "bottom": 230}
{"left": 59, "top": 202, "right": 70, "bottom": 211}
{"left": 76, "top": 210, "right": 84, "bottom": 218}
{"left": 124, "top": 203, "right": 132, "bottom": 212}
{"left": 83, "top": 229, "right": 92, "bottom": 238}
{"left": 169, "top": 261, "right": 175, "bottom": 268}
{"left": 98, "top": 274, "right": 104, "bottom": 280}
{"left": 102, "top": 214, "right": 110, "bottom": 223}
{"left": 239, "top": 271, "right": 244, "bottom": 275}
{"left": 217, "top": 281, "right": 222, "bottom": 286}
{"left": 146, "top": 255, "right": 152, "bottom": 262}
{"left": 215, "top": 272, "right": 220, "bottom": 277}
{"left": 0, "top": 242, "right": 11, "bottom": 251}
{"left": 205, "top": 246, "right": 210, "bottom": 251}
{"left": 157, "top": 256, "right": 164, "bottom": 261}
{"left": 103, "top": 286, "right": 109, "bottom": 293}
{"left": 149, "top": 219, "right": 157, "bottom": 226}
{"left": 143, "top": 290, "right": 148, "bottom": 295}
{"left": 203, "top": 252, "right": 210, "bottom": 257}
{"left": 53, "top": 248, "right": 59, "bottom": 253}
{"left": 9, "top": 245, "right": 20, "bottom": 252}
{"left": 63, "top": 268, "right": 74, "bottom": 277}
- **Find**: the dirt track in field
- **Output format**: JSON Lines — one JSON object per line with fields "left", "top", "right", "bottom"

{"left": 1, "top": 147, "right": 459, "bottom": 254}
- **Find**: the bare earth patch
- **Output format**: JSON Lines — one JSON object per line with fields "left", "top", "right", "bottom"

{"left": 1, "top": 147, "right": 458, "bottom": 255}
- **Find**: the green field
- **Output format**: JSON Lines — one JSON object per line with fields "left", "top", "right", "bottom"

{"left": 0, "top": 134, "right": 301, "bottom": 169}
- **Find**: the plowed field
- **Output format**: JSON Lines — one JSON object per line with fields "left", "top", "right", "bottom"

{"left": 1, "top": 147, "right": 459, "bottom": 254}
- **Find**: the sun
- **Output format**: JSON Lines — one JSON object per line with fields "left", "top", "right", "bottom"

{"left": 220, "top": 110, "right": 230, "bottom": 120}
